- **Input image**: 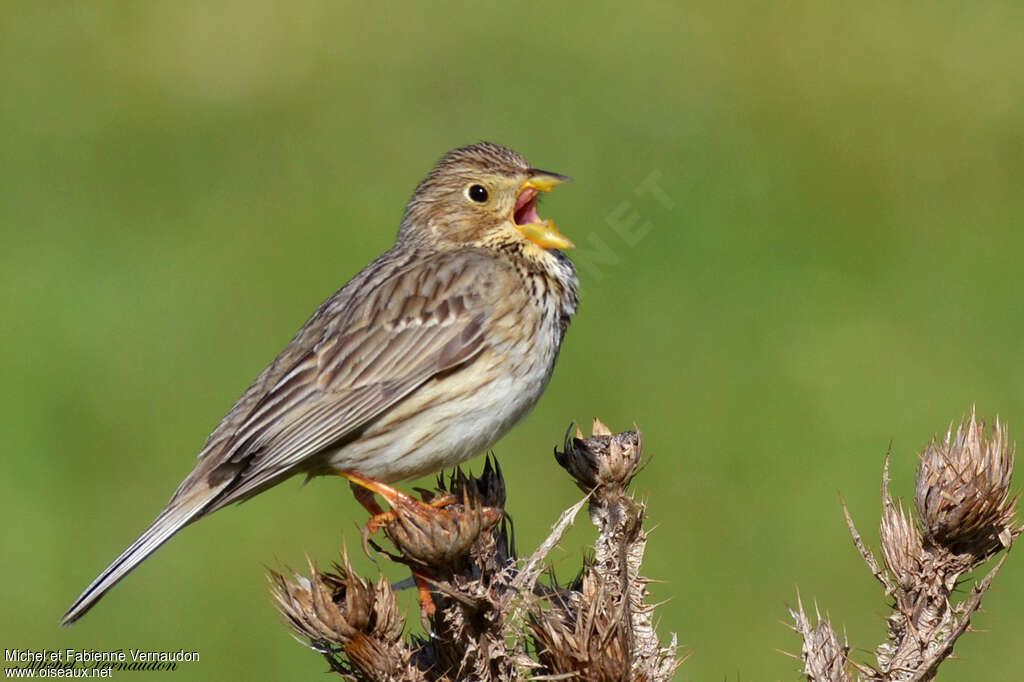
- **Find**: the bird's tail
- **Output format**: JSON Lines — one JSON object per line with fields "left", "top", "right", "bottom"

{"left": 61, "top": 482, "right": 228, "bottom": 626}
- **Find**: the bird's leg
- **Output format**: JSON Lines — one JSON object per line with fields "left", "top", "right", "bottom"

{"left": 339, "top": 471, "right": 456, "bottom": 534}
{"left": 413, "top": 573, "right": 437, "bottom": 618}
{"left": 347, "top": 480, "right": 385, "bottom": 516}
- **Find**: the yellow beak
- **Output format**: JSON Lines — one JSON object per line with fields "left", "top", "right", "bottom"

{"left": 515, "top": 171, "right": 574, "bottom": 250}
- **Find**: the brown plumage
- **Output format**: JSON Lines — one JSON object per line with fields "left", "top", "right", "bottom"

{"left": 62, "top": 142, "right": 578, "bottom": 625}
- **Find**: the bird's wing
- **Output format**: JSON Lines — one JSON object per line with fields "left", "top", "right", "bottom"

{"left": 177, "top": 249, "right": 495, "bottom": 510}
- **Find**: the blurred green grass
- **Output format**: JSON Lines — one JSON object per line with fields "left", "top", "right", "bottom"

{"left": 3, "top": 1, "right": 1023, "bottom": 679}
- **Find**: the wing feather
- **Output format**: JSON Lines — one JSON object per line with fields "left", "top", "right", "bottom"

{"left": 181, "top": 250, "right": 495, "bottom": 511}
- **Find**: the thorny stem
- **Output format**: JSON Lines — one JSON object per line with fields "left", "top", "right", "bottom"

{"left": 791, "top": 409, "right": 1021, "bottom": 682}
{"left": 270, "top": 421, "right": 681, "bottom": 681}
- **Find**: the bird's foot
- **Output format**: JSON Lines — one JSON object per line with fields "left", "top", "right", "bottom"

{"left": 340, "top": 471, "right": 456, "bottom": 534}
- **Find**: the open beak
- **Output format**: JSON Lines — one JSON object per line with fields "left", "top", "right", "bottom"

{"left": 513, "top": 170, "right": 574, "bottom": 250}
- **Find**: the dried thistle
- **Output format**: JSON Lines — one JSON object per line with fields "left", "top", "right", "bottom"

{"left": 875, "top": 411, "right": 1022, "bottom": 680}
{"left": 270, "top": 421, "right": 680, "bottom": 681}
{"left": 531, "top": 567, "right": 633, "bottom": 681}
{"left": 373, "top": 459, "right": 519, "bottom": 680}
{"left": 555, "top": 418, "right": 643, "bottom": 497}
{"left": 789, "top": 593, "right": 852, "bottom": 682}
{"left": 372, "top": 478, "right": 503, "bottom": 573}
{"left": 269, "top": 552, "right": 421, "bottom": 680}
{"left": 915, "top": 408, "right": 1017, "bottom": 559}
{"left": 537, "top": 419, "right": 681, "bottom": 681}
{"left": 790, "top": 408, "right": 1022, "bottom": 682}
{"left": 878, "top": 489, "right": 925, "bottom": 598}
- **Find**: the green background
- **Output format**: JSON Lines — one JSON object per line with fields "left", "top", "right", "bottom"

{"left": 4, "top": 1, "right": 1023, "bottom": 679}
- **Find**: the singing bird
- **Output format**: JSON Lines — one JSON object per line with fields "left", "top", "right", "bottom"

{"left": 62, "top": 142, "right": 578, "bottom": 625}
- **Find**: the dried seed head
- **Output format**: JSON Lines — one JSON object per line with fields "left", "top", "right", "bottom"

{"left": 436, "top": 455, "right": 507, "bottom": 511}
{"left": 531, "top": 567, "right": 632, "bottom": 682}
{"left": 915, "top": 409, "right": 1019, "bottom": 559}
{"left": 789, "top": 595, "right": 851, "bottom": 682}
{"left": 437, "top": 457, "right": 517, "bottom": 569}
{"left": 377, "top": 485, "right": 503, "bottom": 572}
{"left": 879, "top": 496, "right": 925, "bottom": 590}
{"left": 555, "top": 419, "right": 643, "bottom": 495}
{"left": 269, "top": 552, "right": 411, "bottom": 677}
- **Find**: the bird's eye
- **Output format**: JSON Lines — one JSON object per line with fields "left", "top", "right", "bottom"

{"left": 467, "top": 184, "right": 489, "bottom": 203}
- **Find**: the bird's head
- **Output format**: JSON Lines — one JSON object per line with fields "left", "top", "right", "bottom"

{"left": 399, "top": 142, "right": 573, "bottom": 253}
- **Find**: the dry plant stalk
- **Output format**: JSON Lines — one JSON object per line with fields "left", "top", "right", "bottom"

{"left": 269, "top": 419, "right": 680, "bottom": 681}
{"left": 790, "top": 408, "right": 1022, "bottom": 682}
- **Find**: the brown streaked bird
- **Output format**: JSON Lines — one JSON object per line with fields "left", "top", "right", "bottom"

{"left": 61, "top": 142, "right": 578, "bottom": 625}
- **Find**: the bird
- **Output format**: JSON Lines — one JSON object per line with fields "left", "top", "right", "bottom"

{"left": 61, "top": 142, "right": 578, "bottom": 625}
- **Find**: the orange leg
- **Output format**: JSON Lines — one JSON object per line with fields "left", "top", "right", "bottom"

{"left": 339, "top": 471, "right": 456, "bottom": 533}
{"left": 348, "top": 480, "right": 385, "bottom": 516}
{"left": 414, "top": 573, "right": 437, "bottom": 617}
{"left": 340, "top": 471, "right": 414, "bottom": 504}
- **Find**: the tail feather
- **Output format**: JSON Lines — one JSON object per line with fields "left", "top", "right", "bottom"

{"left": 61, "top": 483, "right": 227, "bottom": 626}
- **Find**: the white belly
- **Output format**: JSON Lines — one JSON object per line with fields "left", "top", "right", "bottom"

{"left": 318, "top": 334, "right": 558, "bottom": 482}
